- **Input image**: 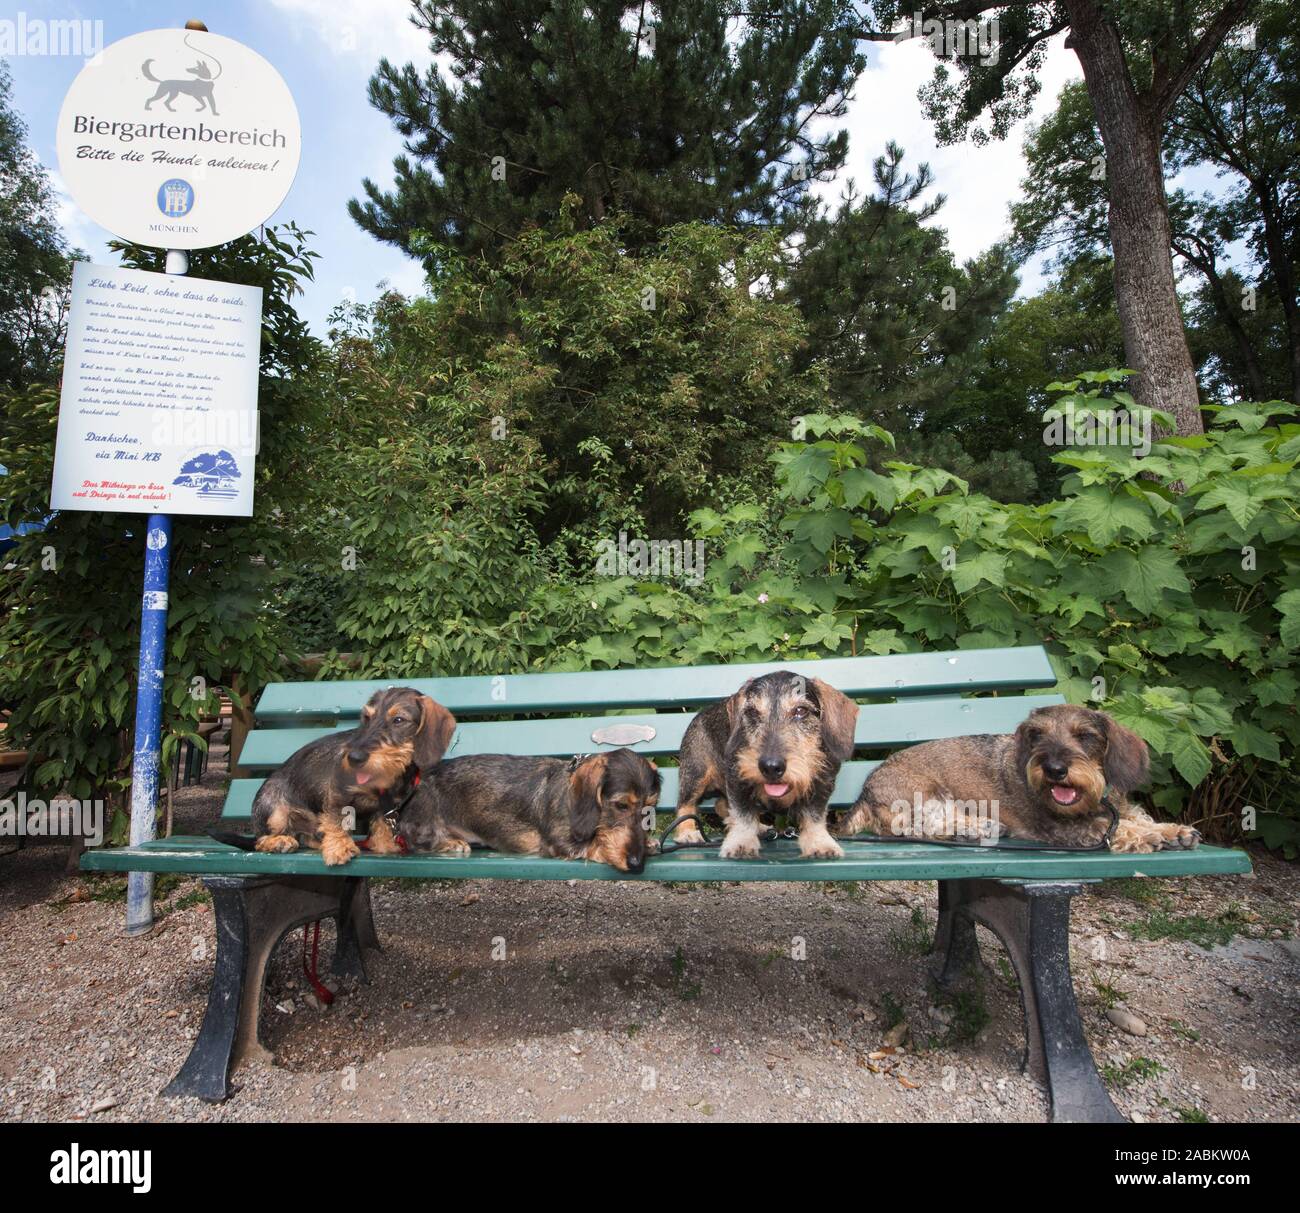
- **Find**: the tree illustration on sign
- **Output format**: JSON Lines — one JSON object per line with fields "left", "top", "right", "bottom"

{"left": 172, "top": 450, "right": 241, "bottom": 499}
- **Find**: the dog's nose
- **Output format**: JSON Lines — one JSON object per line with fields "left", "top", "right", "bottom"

{"left": 1042, "top": 759, "right": 1069, "bottom": 782}
{"left": 347, "top": 748, "right": 369, "bottom": 766}
{"left": 758, "top": 756, "right": 786, "bottom": 780}
{"left": 625, "top": 853, "right": 645, "bottom": 875}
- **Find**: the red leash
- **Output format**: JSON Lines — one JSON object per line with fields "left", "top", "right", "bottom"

{"left": 301, "top": 767, "right": 421, "bottom": 1007}
{"left": 301, "top": 921, "right": 335, "bottom": 1006}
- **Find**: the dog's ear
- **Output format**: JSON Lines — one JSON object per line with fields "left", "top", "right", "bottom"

{"left": 1102, "top": 714, "right": 1149, "bottom": 794}
{"left": 414, "top": 697, "right": 456, "bottom": 769}
{"left": 569, "top": 755, "right": 607, "bottom": 844}
{"left": 811, "top": 679, "right": 859, "bottom": 763}
{"left": 1014, "top": 718, "right": 1036, "bottom": 777}
{"left": 725, "top": 679, "right": 755, "bottom": 730}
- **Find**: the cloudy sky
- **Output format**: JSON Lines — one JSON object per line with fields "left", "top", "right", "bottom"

{"left": 10, "top": 1, "right": 1085, "bottom": 333}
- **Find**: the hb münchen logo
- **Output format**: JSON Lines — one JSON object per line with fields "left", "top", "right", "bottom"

{"left": 157, "top": 178, "right": 194, "bottom": 217}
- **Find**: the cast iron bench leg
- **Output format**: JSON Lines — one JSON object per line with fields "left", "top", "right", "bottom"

{"left": 931, "top": 878, "right": 1123, "bottom": 1124}
{"left": 163, "top": 874, "right": 379, "bottom": 1102}
{"left": 933, "top": 879, "right": 980, "bottom": 987}
{"left": 332, "top": 876, "right": 381, "bottom": 979}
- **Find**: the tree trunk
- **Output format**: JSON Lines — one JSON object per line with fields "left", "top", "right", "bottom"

{"left": 1065, "top": 0, "right": 1204, "bottom": 435}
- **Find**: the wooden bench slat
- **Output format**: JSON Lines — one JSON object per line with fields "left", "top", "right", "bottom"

{"left": 234, "top": 693, "right": 1066, "bottom": 772}
{"left": 81, "top": 835, "right": 1253, "bottom": 882}
{"left": 253, "top": 646, "right": 1058, "bottom": 721}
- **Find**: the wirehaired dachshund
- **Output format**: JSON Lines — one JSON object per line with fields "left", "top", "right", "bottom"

{"left": 672, "top": 671, "right": 860, "bottom": 860}
{"left": 401, "top": 748, "right": 661, "bottom": 874}
{"left": 835, "top": 703, "right": 1201, "bottom": 853}
{"left": 241, "top": 686, "right": 457, "bottom": 865}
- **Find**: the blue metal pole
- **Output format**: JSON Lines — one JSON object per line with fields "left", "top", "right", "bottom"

{"left": 124, "top": 246, "right": 187, "bottom": 935}
{"left": 125, "top": 514, "right": 172, "bottom": 934}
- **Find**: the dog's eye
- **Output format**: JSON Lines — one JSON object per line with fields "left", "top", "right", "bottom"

{"left": 791, "top": 705, "right": 809, "bottom": 720}
{"left": 392, "top": 715, "right": 406, "bottom": 725}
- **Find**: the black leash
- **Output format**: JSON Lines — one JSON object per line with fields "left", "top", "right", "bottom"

{"left": 655, "top": 813, "right": 802, "bottom": 852}
{"left": 656, "top": 795, "right": 1122, "bottom": 855}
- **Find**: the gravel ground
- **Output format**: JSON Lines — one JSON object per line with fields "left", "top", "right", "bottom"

{"left": 2, "top": 746, "right": 1297, "bottom": 1124}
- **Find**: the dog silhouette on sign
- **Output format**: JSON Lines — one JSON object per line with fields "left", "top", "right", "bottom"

{"left": 142, "top": 35, "right": 223, "bottom": 115}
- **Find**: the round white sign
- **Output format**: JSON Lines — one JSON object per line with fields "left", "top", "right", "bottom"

{"left": 56, "top": 29, "right": 301, "bottom": 250}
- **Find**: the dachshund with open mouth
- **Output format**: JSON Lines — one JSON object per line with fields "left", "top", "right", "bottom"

{"left": 672, "top": 671, "right": 860, "bottom": 860}
{"left": 401, "top": 748, "right": 661, "bottom": 874}
{"left": 232, "top": 687, "right": 456, "bottom": 865}
{"left": 835, "top": 703, "right": 1200, "bottom": 853}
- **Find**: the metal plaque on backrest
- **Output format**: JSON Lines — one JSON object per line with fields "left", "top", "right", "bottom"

{"left": 590, "top": 723, "right": 657, "bottom": 747}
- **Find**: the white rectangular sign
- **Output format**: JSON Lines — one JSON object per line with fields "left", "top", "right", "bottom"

{"left": 50, "top": 261, "right": 262, "bottom": 516}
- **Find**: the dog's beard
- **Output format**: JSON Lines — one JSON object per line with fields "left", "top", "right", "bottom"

{"left": 733, "top": 745, "right": 824, "bottom": 803}
{"left": 1025, "top": 758, "right": 1105, "bottom": 815}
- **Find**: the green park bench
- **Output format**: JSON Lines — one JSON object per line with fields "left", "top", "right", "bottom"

{"left": 82, "top": 645, "right": 1251, "bottom": 1120}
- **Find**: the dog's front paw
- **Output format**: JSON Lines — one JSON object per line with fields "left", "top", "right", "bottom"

{"left": 799, "top": 820, "right": 844, "bottom": 859}
{"left": 645, "top": 837, "right": 662, "bottom": 854}
{"left": 1159, "top": 824, "right": 1201, "bottom": 850}
{"left": 1110, "top": 822, "right": 1165, "bottom": 854}
{"left": 321, "top": 832, "right": 361, "bottom": 866}
{"left": 434, "top": 838, "right": 472, "bottom": 856}
{"left": 255, "top": 834, "right": 299, "bottom": 854}
{"left": 800, "top": 836, "right": 844, "bottom": 860}
{"left": 720, "top": 834, "right": 761, "bottom": 860}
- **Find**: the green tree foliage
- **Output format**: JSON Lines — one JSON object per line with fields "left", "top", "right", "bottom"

{"left": 787, "top": 141, "right": 1018, "bottom": 433}
{"left": 351, "top": 0, "right": 862, "bottom": 259}
{"left": 0, "top": 63, "right": 79, "bottom": 389}
{"left": 307, "top": 212, "right": 835, "bottom": 671}
{"left": 936, "top": 252, "right": 1125, "bottom": 499}
{"left": 349, "top": 208, "right": 827, "bottom": 537}
{"left": 0, "top": 226, "right": 329, "bottom": 841}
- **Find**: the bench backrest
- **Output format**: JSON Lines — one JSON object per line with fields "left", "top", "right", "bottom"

{"left": 220, "top": 646, "right": 1062, "bottom": 822}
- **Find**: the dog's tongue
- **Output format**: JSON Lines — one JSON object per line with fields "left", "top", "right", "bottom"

{"left": 764, "top": 783, "right": 790, "bottom": 798}
{"left": 354, "top": 772, "right": 372, "bottom": 786}
{"left": 1050, "top": 784, "right": 1078, "bottom": 805}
